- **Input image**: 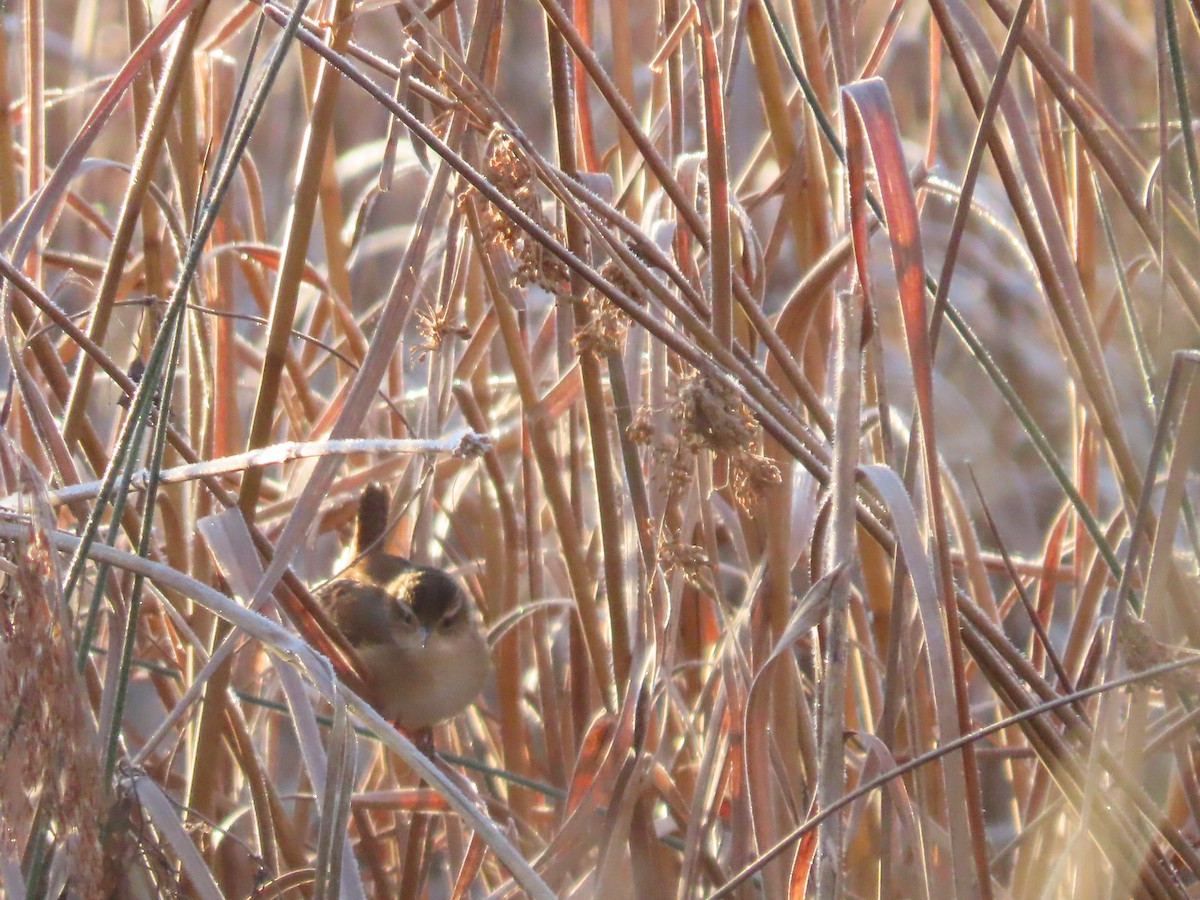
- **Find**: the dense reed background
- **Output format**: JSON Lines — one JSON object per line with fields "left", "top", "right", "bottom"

{"left": 1, "top": 0, "right": 1199, "bottom": 896}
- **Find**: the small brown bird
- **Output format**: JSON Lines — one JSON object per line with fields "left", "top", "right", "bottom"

{"left": 318, "top": 484, "right": 491, "bottom": 730}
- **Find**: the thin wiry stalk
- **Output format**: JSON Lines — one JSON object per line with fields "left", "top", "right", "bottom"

{"left": 715, "top": 647, "right": 1200, "bottom": 898}
{"left": 815, "top": 289, "right": 862, "bottom": 898}
{"left": 59, "top": 0, "right": 208, "bottom": 449}
{"left": 546, "top": 10, "right": 632, "bottom": 691}
{"left": 238, "top": 0, "right": 354, "bottom": 517}
{"left": 102, "top": 291, "right": 185, "bottom": 783}
{"left": 1162, "top": 0, "right": 1200, "bottom": 227}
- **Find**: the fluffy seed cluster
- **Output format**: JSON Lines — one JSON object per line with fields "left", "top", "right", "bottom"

{"left": 626, "top": 406, "right": 656, "bottom": 446}
{"left": 572, "top": 258, "right": 649, "bottom": 359}
{"left": 676, "top": 372, "right": 757, "bottom": 453}
{"left": 623, "top": 405, "right": 694, "bottom": 494}
{"left": 413, "top": 302, "right": 471, "bottom": 361}
{"left": 599, "top": 256, "right": 648, "bottom": 307}
{"left": 0, "top": 519, "right": 111, "bottom": 897}
{"left": 731, "top": 451, "right": 783, "bottom": 508}
{"left": 472, "top": 126, "right": 569, "bottom": 296}
{"left": 571, "top": 294, "right": 626, "bottom": 358}
{"left": 657, "top": 531, "right": 715, "bottom": 596}
{"left": 675, "top": 371, "right": 781, "bottom": 507}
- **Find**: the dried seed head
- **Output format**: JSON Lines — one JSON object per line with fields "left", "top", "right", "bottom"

{"left": 598, "top": 257, "right": 647, "bottom": 307}
{"left": 413, "top": 303, "right": 471, "bottom": 361}
{"left": 514, "top": 241, "right": 570, "bottom": 297}
{"left": 484, "top": 127, "right": 533, "bottom": 195}
{"left": 470, "top": 127, "right": 574, "bottom": 297}
{"left": 676, "top": 371, "right": 756, "bottom": 454}
{"left": 454, "top": 432, "right": 492, "bottom": 459}
{"left": 626, "top": 406, "right": 655, "bottom": 446}
{"left": 670, "top": 372, "right": 782, "bottom": 508}
{"left": 665, "top": 441, "right": 693, "bottom": 494}
{"left": 731, "top": 452, "right": 783, "bottom": 507}
{"left": 657, "top": 532, "right": 715, "bottom": 595}
{"left": 0, "top": 523, "right": 111, "bottom": 896}
{"left": 572, "top": 294, "right": 626, "bottom": 358}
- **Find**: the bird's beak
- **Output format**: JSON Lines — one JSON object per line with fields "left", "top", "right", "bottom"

{"left": 418, "top": 625, "right": 432, "bottom": 649}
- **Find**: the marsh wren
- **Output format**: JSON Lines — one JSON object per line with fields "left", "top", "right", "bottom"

{"left": 318, "top": 485, "right": 491, "bottom": 730}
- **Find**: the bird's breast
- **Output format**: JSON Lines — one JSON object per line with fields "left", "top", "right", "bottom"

{"left": 358, "top": 628, "right": 491, "bottom": 730}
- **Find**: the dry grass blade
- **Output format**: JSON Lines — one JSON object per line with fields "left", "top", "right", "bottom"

{"left": 713, "top": 650, "right": 1200, "bottom": 897}
{"left": 814, "top": 287, "right": 862, "bottom": 899}
{"left": 843, "top": 76, "right": 985, "bottom": 897}
{"left": 128, "top": 776, "right": 224, "bottom": 900}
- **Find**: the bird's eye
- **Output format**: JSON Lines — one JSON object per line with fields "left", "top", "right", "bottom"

{"left": 440, "top": 611, "right": 458, "bottom": 630}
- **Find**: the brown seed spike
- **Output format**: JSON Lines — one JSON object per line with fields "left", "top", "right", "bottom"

{"left": 356, "top": 483, "right": 391, "bottom": 556}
